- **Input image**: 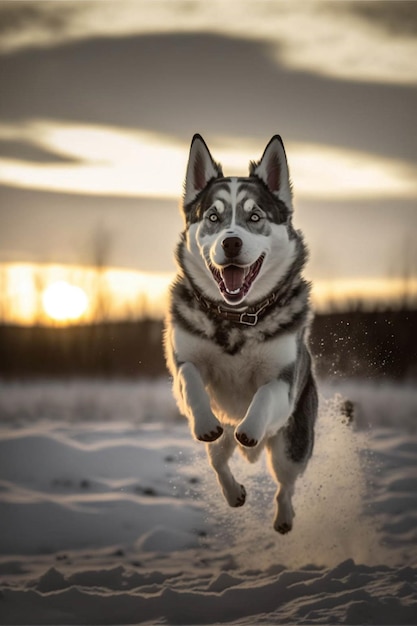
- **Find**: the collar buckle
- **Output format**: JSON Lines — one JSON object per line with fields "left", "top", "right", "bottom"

{"left": 239, "top": 311, "right": 258, "bottom": 326}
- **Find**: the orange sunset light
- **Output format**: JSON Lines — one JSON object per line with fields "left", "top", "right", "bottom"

{"left": 0, "top": 263, "right": 416, "bottom": 326}
{"left": 0, "top": 264, "right": 172, "bottom": 325}
{"left": 42, "top": 281, "right": 89, "bottom": 323}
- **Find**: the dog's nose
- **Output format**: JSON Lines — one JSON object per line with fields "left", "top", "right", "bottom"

{"left": 222, "top": 236, "right": 243, "bottom": 259}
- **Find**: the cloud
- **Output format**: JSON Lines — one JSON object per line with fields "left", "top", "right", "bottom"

{"left": 0, "top": 1, "right": 416, "bottom": 85}
{"left": 0, "top": 121, "right": 186, "bottom": 199}
{"left": 0, "top": 120, "right": 416, "bottom": 202}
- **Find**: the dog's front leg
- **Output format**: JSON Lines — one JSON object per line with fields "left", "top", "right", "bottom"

{"left": 235, "top": 379, "right": 291, "bottom": 447}
{"left": 176, "top": 362, "right": 223, "bottom": 442}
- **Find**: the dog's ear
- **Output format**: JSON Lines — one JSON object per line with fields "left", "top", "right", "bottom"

{"left": 250, "top": 136, "right": 293, "bottom": 210}
{"left": 184, "top": 134, "right": 223, "bottom": 206}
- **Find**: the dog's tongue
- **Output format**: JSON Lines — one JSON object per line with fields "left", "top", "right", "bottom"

{"left": 221, "top": 265, "right": 245, "bottom": 293}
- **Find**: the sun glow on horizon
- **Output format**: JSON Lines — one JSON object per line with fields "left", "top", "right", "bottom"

{"left": 0, "top": 263, "right": 173, "bottom": 325}
{"left": 42, "top": 281, "right": 89, "bottom": 323}
{"left": 0, "top": 263, "right": 416, "bottom": 326}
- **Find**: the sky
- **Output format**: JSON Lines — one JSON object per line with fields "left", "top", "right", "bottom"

{"left": 0, "top": 0, "right": 416, "bottom": 322}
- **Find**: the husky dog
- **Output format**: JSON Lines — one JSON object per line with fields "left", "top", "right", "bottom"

{"left": 164, "top": 134, "right": 317, "bottom": 533}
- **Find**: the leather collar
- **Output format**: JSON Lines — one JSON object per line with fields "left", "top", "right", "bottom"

{"left": 193, "top": 289, "right": 289, "bottom": 326}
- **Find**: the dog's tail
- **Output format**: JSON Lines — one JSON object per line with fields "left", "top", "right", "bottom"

{"left": 340, "top": 399, "right": 355, "bottom": 426}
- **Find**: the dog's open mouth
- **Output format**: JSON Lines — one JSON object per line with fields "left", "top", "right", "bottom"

{"left": 209, "top": 255, "right": 265, "bottom": 304}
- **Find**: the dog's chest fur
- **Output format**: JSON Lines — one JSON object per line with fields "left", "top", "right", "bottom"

{"left": 172, "top": 324, "right": 297, "bottom": 423}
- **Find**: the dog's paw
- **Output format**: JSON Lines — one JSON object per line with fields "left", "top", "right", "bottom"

{"left": 274, "top": 521, "right": 292, "bottom": 535}
{"left": 223, "top": 483, "right": 246, "bottom": 508}
{"left": 273, "top": 498, "right": 295, "bottom": 534}
{"left": 232, "top": 484, "right": 247, "bottom": 507}
{"left": 235, "top": 430, "right": 258, "bottom": 448}
{"left": 196, "top": 425, "right": 223, "bottom": 443}
{"left": 193, "top": 412, "right": 223, "bottom": 443}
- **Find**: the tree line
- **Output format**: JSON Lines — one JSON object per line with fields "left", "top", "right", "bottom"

{"left": 0, "top": 308, "right": 416, "bottom": 381}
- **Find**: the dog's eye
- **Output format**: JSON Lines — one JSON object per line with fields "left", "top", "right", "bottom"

{"left": 208, "top": 213, "right": 219, "bottom": 223}
{"left": 249, "top": 213, "right": 261, "bottom": 223}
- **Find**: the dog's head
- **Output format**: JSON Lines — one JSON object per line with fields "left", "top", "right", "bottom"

{"left": 179, "top": 135, "right": 299, "bottom": 307}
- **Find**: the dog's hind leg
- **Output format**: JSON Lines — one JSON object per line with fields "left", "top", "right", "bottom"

{"left": 266, "top": 371, "right": 317, "bottom": 534}
{"left": 266, "top": 432, "right": 301, "bottom": 534}
{"left": 206, "top": 427, "right": 246, "bottom": 507}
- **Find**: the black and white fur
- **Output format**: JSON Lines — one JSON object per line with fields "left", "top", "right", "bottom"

{"left": 164, "top": 134, "right": 318, "bottom": 533}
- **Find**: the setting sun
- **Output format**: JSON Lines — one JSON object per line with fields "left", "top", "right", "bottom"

{"left": 1, "top": 263, "right": 416, "bottom": 326}
{"left": 42, "top": 281, "right": 89, "bottom": 323}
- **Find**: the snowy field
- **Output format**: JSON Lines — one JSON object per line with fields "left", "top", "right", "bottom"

{"left": 0, "top": 378, "right": 416, "bottom": 625}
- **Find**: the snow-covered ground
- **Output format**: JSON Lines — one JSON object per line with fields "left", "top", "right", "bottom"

{"left": 0, "top": 378, "right": 416, "bottom": 625}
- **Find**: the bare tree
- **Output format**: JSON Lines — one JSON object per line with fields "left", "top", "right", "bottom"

{"left": 400, "top": 234, "right": 417, "bottom": 309}
{"left": 0, "top": 266, "right": 7, "bottom": 323}
{"left": 91, "top": 223, "right": 112, "bottom": 322}
{"left": 33, "top": 266, "right": 48, "bottom": 325}
{"left": 387, "top": 233, "right": 417, "bottom": 310}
